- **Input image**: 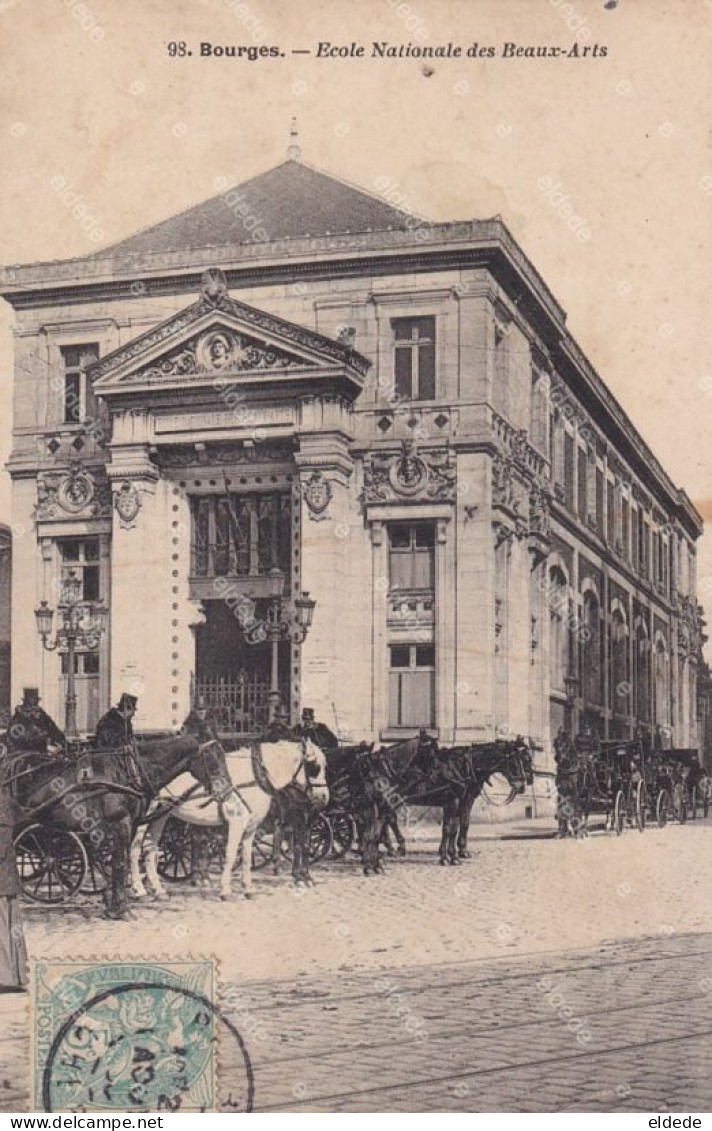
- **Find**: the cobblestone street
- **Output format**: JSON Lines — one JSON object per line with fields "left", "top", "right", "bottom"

{"left": 2, "top": 818, "right": 712, "bottom": 1111}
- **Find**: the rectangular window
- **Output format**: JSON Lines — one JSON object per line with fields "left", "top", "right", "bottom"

{"left": 388, "top": 643, "right": 435, "bottom": 728}
{"left": 59, "top": 537, "right": 101, "bottom": 603}
{"left": 595, "top": 468, "right": 604, "bottom": 532}
{"left": 388, "top": 522, "right": 435, "bottom": 591}
{"left": 392, "top": 317, "right": 436, "bottom": 401}
{"left": 564, "top": 432, "right": 575, "bottom": 511}
{"left": 190, "top": 493, "right": 291, "bottom": 580}
{"left": 632, "top": 507, "right": 639, "bottom": 569}
{"left": 60, "top": 344, "right": 99, "bottom": 425}
{"left": 606, "top": 480, "right": 615, "bottom": 546}
{"left": 577, "top": 448, "right": 588, "bottom": 519}
{"left": 622, "top": 498, "right": 630, "bottom": 559}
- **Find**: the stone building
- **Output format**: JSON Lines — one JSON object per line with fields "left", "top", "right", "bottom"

{"left": 0, "top": 524, "right": 11, "bottom": 718}
{"left": 1, "top": 155, "right": 703, "bottom": 796}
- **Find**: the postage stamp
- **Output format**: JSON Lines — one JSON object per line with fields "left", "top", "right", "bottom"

{"left": 30, "top": 959, "right": 244, "bottom": 1113}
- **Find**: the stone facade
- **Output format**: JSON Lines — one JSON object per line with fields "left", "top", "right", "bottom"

{"left": 1, "top": 160, "right": 703, "bottom": 807}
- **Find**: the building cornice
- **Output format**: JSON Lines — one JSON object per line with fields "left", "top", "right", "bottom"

{"left": 0, "top": 217, "right": 701, "bottom": 537}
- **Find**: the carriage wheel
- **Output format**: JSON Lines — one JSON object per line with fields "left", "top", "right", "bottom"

{"left": 691, "top": 786, "right": 698, "bottom": 821}
{"left": 15, "top": 825, "right": 88, "bottom": 904}
{"left": 613, "top": 791, "right": 625, "bottom": 836}
{"left": 250, "top": 824, "right": 284, "bottom": 871}
{"left": 80, "top": 841, "right": 113, "bottom": 894}
{"left": 673, "top": 783, "right": 687, "bottom": 825}
{"left": 329, "top": 810, "right": 357, "bottom": 856}
{"left": 156, "top": 817, "right": 194, "bottom": 882}
{"left": 308, "top": 813, "right": 333, "bottom": 863}
{"left": 656, "top": 789, "right": 670, "bottom": 829}
{"left": 635, "top": 780, "right": 646, "bottom": 833}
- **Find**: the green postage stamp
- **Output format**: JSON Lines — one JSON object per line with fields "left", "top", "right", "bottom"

{"left": 31, "top": 960, "right": 221, "bottom": 1113}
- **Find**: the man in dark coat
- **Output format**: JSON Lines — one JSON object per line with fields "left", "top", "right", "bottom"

{"left": 262, "top": 702, "right": 293, "bottom": 743}
{"left": 7, "top": 688, "right": 65, "bottom": 755}
{"left": 94, "top": 693, "right": 138, "bottom": 750}
{"left": 0, "top": 786, "right": 27, "bottom": 990}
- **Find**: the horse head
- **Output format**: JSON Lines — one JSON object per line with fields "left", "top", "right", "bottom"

{"left": 176, "top": 712, "right": 232, "bottom": 803}
{"left": 299, "top": 736, "right": 329, "bottom": 808}
{"left": 503, "top": 736, "right": 534, "bottom": 794}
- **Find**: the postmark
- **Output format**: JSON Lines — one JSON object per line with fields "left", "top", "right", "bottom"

{"left": 32, "top": 960, "right": 253, "bottom": 1113}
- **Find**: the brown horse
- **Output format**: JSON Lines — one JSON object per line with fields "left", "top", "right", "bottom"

{"left": 376, "top": 737, "right": 534, "bottom": 863}
{"left": 5, "top": 715, "right": 232, "bottom": 919}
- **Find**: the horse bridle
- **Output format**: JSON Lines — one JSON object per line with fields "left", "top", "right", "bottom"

{"left": 479, "top": 742, "right": 529, "bottom": 806}
{"left": 289, "top": 738, "right": 327, "bottom": 800}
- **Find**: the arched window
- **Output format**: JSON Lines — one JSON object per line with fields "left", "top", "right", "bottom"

{"left": 548, "top": 566, "right": 569, "bottom": 694}
{"left": 581, "top": 589, "right": 602, "bottom": 706}
{"left": 654, "top": 636, "right": 670, "bottom": 731}
{"left": 610, "top": 608, "right": 629, "bottom": 719}
{"left": 634, "top": 621, "right": 651, "bottom": 722}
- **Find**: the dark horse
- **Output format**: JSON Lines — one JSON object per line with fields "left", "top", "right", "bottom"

{"left": 376, "top": 736, "right": 534, "bottom": 864}
{"left": 5, "top": 714, "right": 232, "bottom": 918}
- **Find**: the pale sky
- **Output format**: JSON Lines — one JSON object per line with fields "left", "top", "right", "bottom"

{"left": 1, "top": 0, "right": 710, "bottom": 624}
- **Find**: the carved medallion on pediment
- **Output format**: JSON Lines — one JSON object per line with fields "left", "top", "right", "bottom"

{"left": 134, "top": 328, "right": 306, "bottom": 384}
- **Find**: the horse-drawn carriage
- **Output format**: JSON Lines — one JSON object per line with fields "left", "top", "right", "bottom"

{"left": 646, "top": 748, "right": 708, "bottom": 826}
{"left": 3, "top": 722, "right": 234, "bottom": 917}
{"left": 556, "top": 727, "right": 710, "bottom": 836}
{"left": 556, "top": 733, "right": 647, "bottom": 835}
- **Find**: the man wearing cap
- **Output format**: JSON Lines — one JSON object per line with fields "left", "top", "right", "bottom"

{"left": 94, "top": 693, "right": 138, "bottom": 750}
{"left": 7, "top": 688, "right": 65, "bottom": 755}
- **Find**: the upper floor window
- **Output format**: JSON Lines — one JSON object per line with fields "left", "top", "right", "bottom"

{"left": 61, "top": 344, "right": 99, "bottom": 425}
{"left": 388, "top": 522, "right": 435, "bottom": 591}
{"left": 595, "top": 467, "right": 604, "bottom": 533}
{"left": 563, "top": 432, "right": 575, "bottom": 511}
{"left": 577, "top": 447, "right": 588, "bottom": 520}
{"left": 59, "top": 537, "right": 101, "bottom": 602}
{"left": 606, "top": 480, "right": 615, "bottom": 547}
{"left": 392, "top": 317, "right": 436, "bottom": 401}
{"left": 621, "top": 497, "right": 630, "bottom": 560}
{"left": 191, "top": 492, "right": 291, "bottom": 580}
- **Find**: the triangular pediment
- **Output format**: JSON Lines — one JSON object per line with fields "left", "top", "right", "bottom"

{"left": 89, "top": 290, "right": 369, "bottom": 397}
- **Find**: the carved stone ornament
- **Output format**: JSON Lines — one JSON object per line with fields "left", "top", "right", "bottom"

{"left": 362, "top": 441, "right": 456, "bottom": 504}
{"left": 492, "top": 454, "right": 515, "bottom": 510}
{"left": 135, "top": 329, "right": 304, "bottom": 383}
{"left": 35, "top": 465, "right": 112, "bottom": 522}
{"left": 113, "top": 480, "right": 142, "bottom": 529}
{"left": 529, "top": 480, "right": 552, "bottom": 539}
{"left": 201, "top": 267, "right": 228, "bottom": 306}
{"left": 302, "top": 471, "right": 333, "bottom": 521}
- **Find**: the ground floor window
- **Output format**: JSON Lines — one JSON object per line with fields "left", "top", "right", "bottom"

{"left": 388, "top": 643, "right": 435, "bottom": 728}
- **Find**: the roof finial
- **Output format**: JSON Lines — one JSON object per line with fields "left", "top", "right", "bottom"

{"left": 287, "top": 116, "right": 301, "bottom": 161}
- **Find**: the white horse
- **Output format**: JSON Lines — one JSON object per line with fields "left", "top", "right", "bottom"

{"left": 130, "top": 738, "right": 328, "bottom": 900}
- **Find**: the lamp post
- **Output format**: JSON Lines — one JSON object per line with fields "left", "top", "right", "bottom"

{"left": 34, "top": 569, "right": 107, "bottom": 741}
{"left": 243, "top": 570, "right": 317, "bottom": 722}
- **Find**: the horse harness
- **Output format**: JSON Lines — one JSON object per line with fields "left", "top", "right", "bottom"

{"left": 227, "top": 738, "right": 315, "bottom": 815}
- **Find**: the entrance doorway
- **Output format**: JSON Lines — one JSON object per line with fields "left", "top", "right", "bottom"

{"left": 194, "top": 600, "right": 289, "bottom": 736}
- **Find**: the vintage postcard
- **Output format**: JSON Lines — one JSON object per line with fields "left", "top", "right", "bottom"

{"left": 0, "top": 0, "right": 711, "bottom": 1117}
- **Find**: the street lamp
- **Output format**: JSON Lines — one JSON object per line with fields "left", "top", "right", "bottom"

{"left": 34, "top": 569, "right": 107, "bottom": 741}
{"left": 244, "top": 575, "right": 317, "bottom": 723}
